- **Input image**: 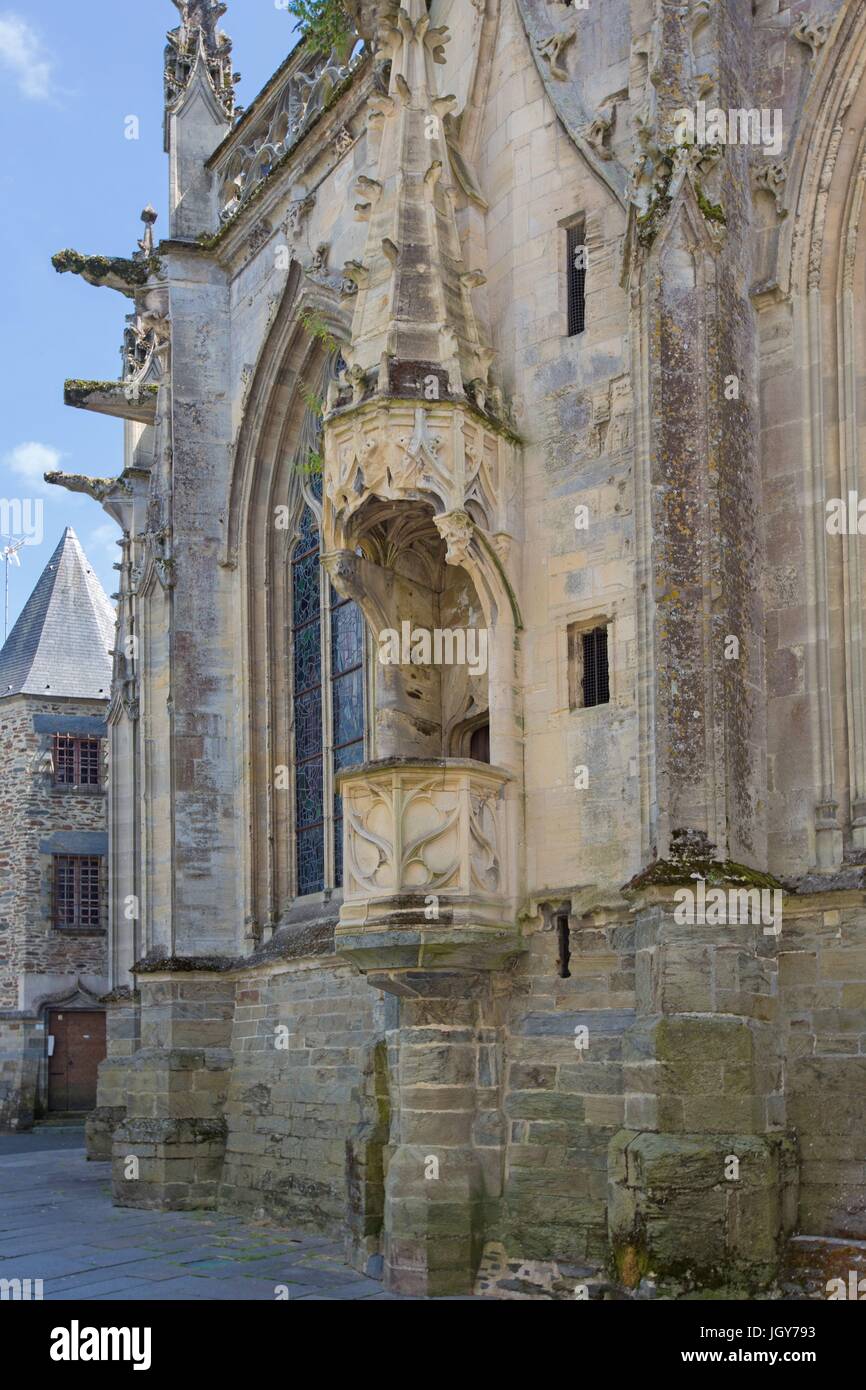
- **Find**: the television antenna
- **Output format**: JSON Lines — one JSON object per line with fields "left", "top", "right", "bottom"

{"left": 1, "top": 537, "right": 26, "bottom": 644}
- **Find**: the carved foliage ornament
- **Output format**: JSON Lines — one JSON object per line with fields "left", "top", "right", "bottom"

{"left": 346, "top": 780, "right": 462, "bottom": 893}
{"left": 434, "top": 510, "right": 475, "bottom": 566}
{"left": 344, "top": 775, "right": 502, "bottom": 897}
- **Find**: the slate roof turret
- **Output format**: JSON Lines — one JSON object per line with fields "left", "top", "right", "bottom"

{"left": 0, "top": 528, "right": 115, "bottom": 700}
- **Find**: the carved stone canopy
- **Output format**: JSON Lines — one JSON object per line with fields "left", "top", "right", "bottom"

{"left": 170, "top": 1, "right": 229, "bottom": 50}
{"left": 165, "top": 0, "right": 235, "bottom": 118}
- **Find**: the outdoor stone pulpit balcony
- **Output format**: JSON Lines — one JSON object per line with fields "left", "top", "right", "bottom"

{"left": 335, "top": 758, "right": 522, "bottom": 976}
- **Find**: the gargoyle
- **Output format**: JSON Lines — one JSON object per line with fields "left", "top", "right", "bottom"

{"left": 44, "top": 471, "right": 127, "bottom": 503}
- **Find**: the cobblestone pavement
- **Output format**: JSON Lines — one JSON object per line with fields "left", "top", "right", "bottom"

{"left": 0, "top": 1131, "right": 405, "bottom": 1301}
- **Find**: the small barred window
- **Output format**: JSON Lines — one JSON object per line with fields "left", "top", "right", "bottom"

{"left": 566, "top": 221, "right": 587, "bottom": 337}
{"left": 582, "top": 627, "right": 610, "bottom": 708}
{"left": 54, "top": 855, "right": 102, "bottom": 929}
{"left": 568, "top": 622, "right": 610, "bottom": 710}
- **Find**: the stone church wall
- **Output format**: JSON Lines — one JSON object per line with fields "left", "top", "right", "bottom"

{"left": 218, "top": 952, "right": 388, "bottom": 1239}
{"left": 779, "top": 898, "right": 866, "bottom": 1238}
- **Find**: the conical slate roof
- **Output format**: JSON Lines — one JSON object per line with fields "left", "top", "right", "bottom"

{"left": 0, "top": 528, "right": 115, "bottom": 700}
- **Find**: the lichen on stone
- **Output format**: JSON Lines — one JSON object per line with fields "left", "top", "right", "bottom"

{"left": 52, "top": 249, "right": 159, "bottom": 296}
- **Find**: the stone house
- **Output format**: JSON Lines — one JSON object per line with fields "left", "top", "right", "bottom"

{"left": 46, "top": 0, "right": 866, "bottom": 1296}
{"left": 0, "top": 528, "right": 113, "bottom": 1130}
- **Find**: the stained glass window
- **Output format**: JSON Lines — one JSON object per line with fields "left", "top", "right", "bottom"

{"left": 331, "top": 586, "right": 365, "bottom": 888}
{"left": 291, "top": 507, "right": 365, "bottom": 895}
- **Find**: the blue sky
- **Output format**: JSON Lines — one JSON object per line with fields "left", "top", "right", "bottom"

{"left": 0, "top": 0, "right": 299, "bottom": 639}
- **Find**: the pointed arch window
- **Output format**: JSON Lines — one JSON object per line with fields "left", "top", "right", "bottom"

{"left": 290, "top": 494, "right": 366, "bottom": 897}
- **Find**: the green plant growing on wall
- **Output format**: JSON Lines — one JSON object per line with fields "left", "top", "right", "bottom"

{"left": 300, "top": 384, "right": 325, "bottom": 418}
{"left": 299, "top": 308, "right": 339, "bottom": 354}
{"left": 287, "top": 0, "right": 353, "bottom": 58}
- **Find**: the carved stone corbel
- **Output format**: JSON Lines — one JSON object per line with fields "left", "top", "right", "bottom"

{"left": 752, "top": 160, "right": 787, "bottom": 216}
{"left": 582, "top": 105, "right": 613, "bottom": 160}
{"left": 434, "top": 510, "right": 475, "bottom": 566}
{"left": 536, "top": 29, "right": 575, "bottom": 81}
{"left": 792, "top": 15, "right": 832, "bottom": 64}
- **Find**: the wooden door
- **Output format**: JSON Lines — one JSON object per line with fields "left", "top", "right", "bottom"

{"left": 47, "top": 1011, "right": 106, "bottom": 1111}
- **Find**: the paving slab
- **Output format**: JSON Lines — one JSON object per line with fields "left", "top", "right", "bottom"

{"left": 0, "top": 1141, "right": 416, "bottom": 1302}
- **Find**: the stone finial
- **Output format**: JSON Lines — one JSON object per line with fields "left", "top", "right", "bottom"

{"left": 286, "top": 194, "right": 315, "bottom": 240}
{"left": 136, "top": 206, "right": 158, "bottom": 260}
{"left": 343, "top": 0, "right": 400, "bottom": 49}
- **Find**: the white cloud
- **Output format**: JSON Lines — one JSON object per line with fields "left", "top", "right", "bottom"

{"left": 0, "top": 14, "right": 54, "bottom": 102}
{"left": 88, "top": 520, "right": 123, "bottom": 562}
{"left": 3, "top": 441, "right": 62, "bottom": 493}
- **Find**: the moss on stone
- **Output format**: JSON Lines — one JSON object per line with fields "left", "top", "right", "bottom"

{"left": 52, "top": 249, "right": 159, "bottom": 295}
{"left": 635, "top": 150, "right": 726, "bottom": 248}
{"left": 64, "top": 379, "right": 116, "bottom": 407}
{"left": 64, "top": 380, "right": 158, "bottom": 409}
{"left": 694, "top": 181, "right": 726, "bottom": 226}
{"left": 624, "top": 854, "right": 784, "bottom": 893}
{"left": 636, "top": 189, "right": 673, "bottom": 248}
{"left": 614, "top": 1241, "right": 649, "bottom": 1289}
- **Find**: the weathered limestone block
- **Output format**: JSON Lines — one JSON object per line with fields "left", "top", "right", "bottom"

{"left": 610, "top": 894, "right": 795, "bottom": 1288}
{"left": 608, "top": 1130, "right": 798, "bottom": 1290}
{"left": 86, "top": 990, "right": 140, "bottom": 1161}
{"left": 111, "top": 973, "right": 233, "bottom": 1209}
{"left": 368, "top": 969, "right": 507, "bottom": 1296}
{"left": 345, "top": 1034, "right": 392, "bottom": 1278}
{"left": 0, "top": 1015, "right": 41, "bottom": 1132}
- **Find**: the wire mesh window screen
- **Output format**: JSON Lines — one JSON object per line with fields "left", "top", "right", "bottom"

{"left": 566, "top": 221, "right": 587, "bottom": 336}
{"left": 581, "top": 626, "right": 610, "bottom": 708}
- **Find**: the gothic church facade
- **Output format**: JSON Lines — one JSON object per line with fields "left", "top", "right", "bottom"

{"left": 48, "top": 0, "right": 866, "bottom": 1295}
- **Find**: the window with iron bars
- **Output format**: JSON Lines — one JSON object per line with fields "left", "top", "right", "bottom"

{"left": 582, "top": 626, "right": 610, "bottom": 707}
{"left": 567, "top": 622, "right": 610, "bottom": 710}
{"left": 53, "top": 855, "right": 102, "bottom": 929}
{"left": 566, "top": 220, "right": 587, "bottom": 337}
{"left": 54, "top": 735, "right": 101, "bottom": 787}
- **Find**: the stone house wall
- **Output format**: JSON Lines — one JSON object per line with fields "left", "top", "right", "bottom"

{"left": 0, "top": 694, "right": 108, "bottom": 1128}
